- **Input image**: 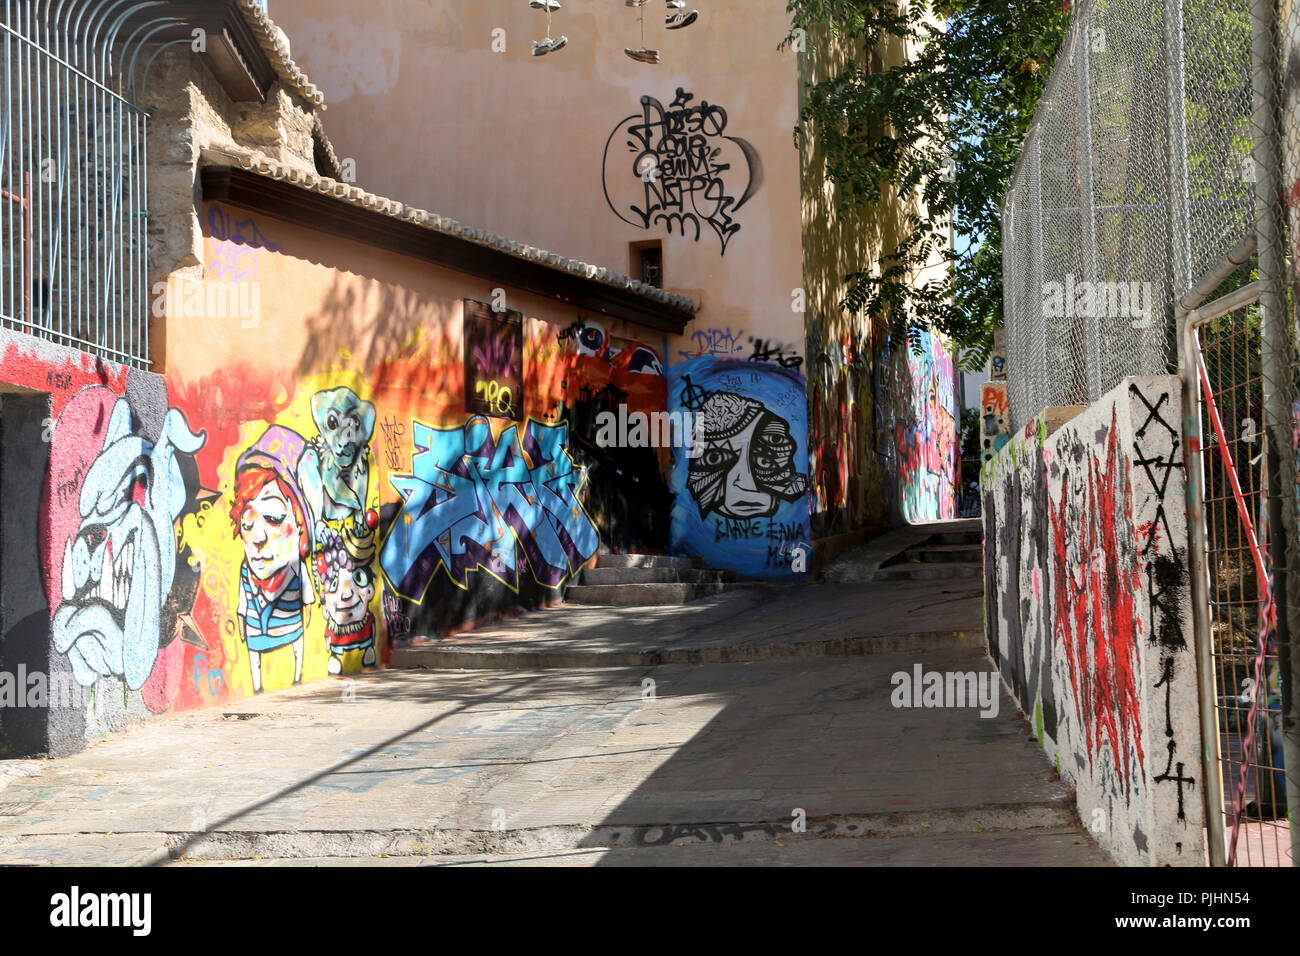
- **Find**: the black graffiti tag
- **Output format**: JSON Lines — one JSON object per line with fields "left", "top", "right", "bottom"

{"left": 603, "top": 88, "right": 762, "bottom": 255}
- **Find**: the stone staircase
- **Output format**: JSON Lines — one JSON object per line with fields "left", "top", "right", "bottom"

{"left": 872, "top": 523, "right": 982, "bottom": 583}
{"left": 564, "top": 554, "right": 738, "bottom": 606}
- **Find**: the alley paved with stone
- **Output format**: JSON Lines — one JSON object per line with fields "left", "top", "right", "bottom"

{"left": 0, "top": 572, "right": 1108, "bottom": 866}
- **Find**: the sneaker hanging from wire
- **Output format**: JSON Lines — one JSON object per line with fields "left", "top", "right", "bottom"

{"left": 530, "top": 0, "right": 562, "bottom": 9}
{"left": 533, "top": 35, "right": 568, "bottom": 55}
{"left": 666, "top": 8, "right": 699, "bottom": 29}
{"left": 624, "top": 47, "right": 660, "bottom": 63}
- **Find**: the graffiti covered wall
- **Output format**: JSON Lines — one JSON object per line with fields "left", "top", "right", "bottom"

{"left": 981, "top": 375, "right": 1203, "bottom": 866}
{"left": 876, "top": 329, "right": 960, "bottom": 524}
{"left": 0, "top": 199, "right": 696, "bottom": 754}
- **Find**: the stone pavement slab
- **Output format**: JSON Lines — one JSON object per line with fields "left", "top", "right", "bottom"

{"left": 392, "top": 579, "right": 985, "bottom": 668}
{"left": 0, "top": 631, "right": 1104, "bottom": 866}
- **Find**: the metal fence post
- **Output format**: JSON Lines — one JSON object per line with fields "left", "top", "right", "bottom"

{"left": 1252, "top": 0, "right": 1300, "bottom": 867}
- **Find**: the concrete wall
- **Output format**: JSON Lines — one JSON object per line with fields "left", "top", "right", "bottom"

{"left": 268, "top": 0, "right": 805, "bottom": 362}
{"left": 797, "top": 18, "right": 958, "bottom": 534}
{"left": 982, "top": 375, "right": 1204, "bottom": 865}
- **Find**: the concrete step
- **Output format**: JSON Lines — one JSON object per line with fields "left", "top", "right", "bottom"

{"left": 595, "top": 553, "right": 707, "bottom": 570}
{"left": 872, "top": 561, "right": 983, "bottom": 582}
{"left": 930, "top": 531, "right": 983, "bottom": 547}
{"left": 389, "top": 625, "right": 986, "bottom": 669}
{"left": 893, "top": 543, "right": 983, "bottom": 565}
{"left": 580, "top": 567, "right": 736, "bottom": 586}
{"left": 564, "top": 582, "right": 728, "bottom": 606}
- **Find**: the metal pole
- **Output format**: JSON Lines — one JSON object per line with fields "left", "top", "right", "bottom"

{"left": 1076, "top": 21, "right": 1102, "bottom": 402}
{"left": 1252, "top": 0, "right": 1300, "bottom": 867}
{"left": 22, "top": 169, "right": 29, "bottom": 331}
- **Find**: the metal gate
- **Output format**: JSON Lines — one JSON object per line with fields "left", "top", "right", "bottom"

{"left": 1185, "top": 279, "right": 1297, "bottom": 866}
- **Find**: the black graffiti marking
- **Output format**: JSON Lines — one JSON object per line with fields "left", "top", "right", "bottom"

{"left": 679, "top": 374, "right": 708, "bottom": 412}
{"left": 748, "top": 337, "right": 803, "bottom": 369}
{"left": 1154, "top": 655, "right": 1176, "bottom": 738}
{"left": 55, "top": 466, "right": 83, "bottom": 506}
{"left": 1145, "top": 552, "right": 1188, "bottom": 649}
{"left": 1153, "top": 743, "right": 1195, "bottom": 823}
{"left": 633, "top": 822, "right": 780, "bottom": 847}
{"left": 557, "top": 318, "right": 588, "bottom": 342}
{"left": 1128, "top": 386, "right": 1183, "bottom": 555}
{"left": 379, "top": 416, "right": 407, "bottom": 472}
{"left": 1129, "top": 385, "right": 1178, "bottom": 443}
{"left": 603, "top": 88, "right": 761, "bottom": 256}
{"left": 1152, "top": 655, "right": 1195, "bottom": 821}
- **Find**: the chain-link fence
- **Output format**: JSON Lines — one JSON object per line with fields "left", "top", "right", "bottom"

{"left": 1002, "top": 0, "right": 1254, "bottom": 432}
{"left": 1003, "top": 0, "right": 1300, "bottom": 867}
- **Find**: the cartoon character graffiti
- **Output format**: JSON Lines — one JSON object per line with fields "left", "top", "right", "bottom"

{"left": 53, "top": 397, "right": 207, "bottom": 691}
{"left": 312, "top": 516, "right": 380, "bottom": 674}
{"left": 297, "top": 387, "right": 376, "bottom": 534}
{"left": 231, "top": 426, "right": 315, "bottom": 692}
{"left": 686, "top": 390, "right": 806, "bottom": 520}
{"left": 669, "top": 358, "right": 810, "bottom": 579}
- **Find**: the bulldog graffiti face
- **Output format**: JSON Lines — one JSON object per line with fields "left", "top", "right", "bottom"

{"left": 687, "top": 391, "right": 806, "bottom": 520}
{"left": 54, "top": 401, "right": 206, "bottom": 690}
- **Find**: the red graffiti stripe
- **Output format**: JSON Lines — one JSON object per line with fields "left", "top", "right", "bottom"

{"left": 1050, "top": 406, "right": 1146, "bottom": 796}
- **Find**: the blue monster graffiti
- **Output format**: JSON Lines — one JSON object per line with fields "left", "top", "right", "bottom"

{"left": 379, "top": 417, "right": 600, "bottom": 600}
{"left": 669, "top": 358, "right": 809, "bottom": 579}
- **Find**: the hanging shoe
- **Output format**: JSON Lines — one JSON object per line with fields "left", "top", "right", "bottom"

{"left": 666, "top": 9, "right": 698, "bottom": 28}
{"left": 625, "top": 47, "right": 661, "bottom": 63}
{"left": 666, "top": 0, "right": 685, "bottom": 7}
{"left": 549, "top": 34, "right": 568, "bottom": 52}
{"left": 626, "top": 0, "right": 650, "bottom": 6}
{"left": 530, "top": 0, "right": 562, "bottom": 9}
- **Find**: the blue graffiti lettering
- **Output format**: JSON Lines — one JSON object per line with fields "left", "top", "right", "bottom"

{"left": 380, "top": 418, "right": 599, "bottom": 600}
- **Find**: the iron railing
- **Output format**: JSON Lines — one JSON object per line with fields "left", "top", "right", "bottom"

{"left": 0, "top": 0, "right": 166, "bottom": 369}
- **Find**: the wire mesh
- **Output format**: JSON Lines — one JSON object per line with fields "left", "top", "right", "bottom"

{"left": 1196, "top": 309, "right": 1293, "bottom": 866}
{"left": 1003, "top": 0, "right": 1253, "bottom": 432}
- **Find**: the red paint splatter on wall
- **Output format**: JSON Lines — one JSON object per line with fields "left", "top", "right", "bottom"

{"left": 1050, "top": 407, "right": 1146, "bottom": 796}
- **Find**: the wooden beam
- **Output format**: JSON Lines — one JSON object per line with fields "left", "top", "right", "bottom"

{"left": 200, "top": 165, "right": 694, "bottom": 335}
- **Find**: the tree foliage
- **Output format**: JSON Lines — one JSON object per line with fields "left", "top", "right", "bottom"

{"left": 784, "top": 0, "right": 1071, "bottom": 370}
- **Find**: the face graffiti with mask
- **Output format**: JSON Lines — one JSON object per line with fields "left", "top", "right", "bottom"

{"left": 687, "top": 391, "right": 806, "bottom": 520}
